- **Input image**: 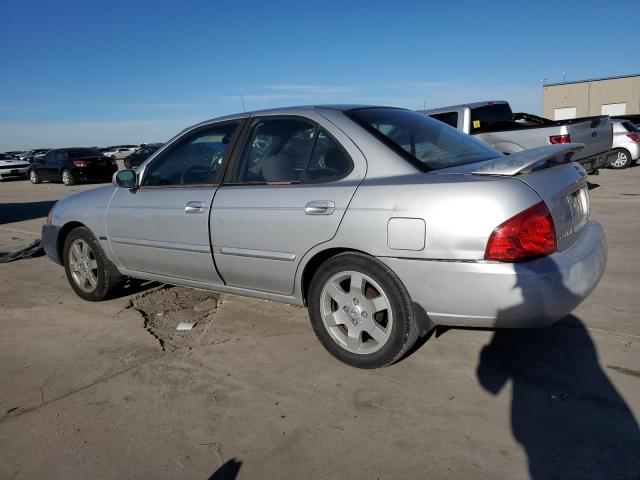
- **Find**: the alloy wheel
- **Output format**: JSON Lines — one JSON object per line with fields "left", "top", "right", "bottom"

{"left": 62, "top": 170, "right": 73, "bottom": 185}
{"left": 68, "top": 238, "right": 98, "bottom": 292}
{"left": 320, "top": 270, "right": 393, "bottom": 354}
{"left": 612, "top": 151, "right": 630, "bottom": 168}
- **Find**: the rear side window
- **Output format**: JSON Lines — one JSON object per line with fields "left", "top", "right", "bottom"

{"left": 348, "top": 108, "right": 499, "bottom": 171}
{"left": 67, "top": 148, "right": 100, "bottom": 158}
{"left": 430, "top": 111, "right": 459, "bottom": 129}
{"left": 469, "top": 103, "right": 513, "bottom": 133}
{"left": 621, "top": 121, "right": 638, "bottom": 133}
{"left": 231, "top": 117, "right": 352, "bottom": 184}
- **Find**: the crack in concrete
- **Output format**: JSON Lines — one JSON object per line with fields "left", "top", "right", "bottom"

{"left": 0, "top": 354, "right": 164, "bottom": 426}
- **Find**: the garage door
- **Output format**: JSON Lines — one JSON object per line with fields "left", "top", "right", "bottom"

{"left": 554, "top": 107, "right": 577, "bottom": 120}
{"left": 601, "top": 103, "right": 627, "bottom": 116}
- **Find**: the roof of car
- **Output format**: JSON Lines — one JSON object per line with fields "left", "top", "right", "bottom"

{"left": 192, "top": 104, "right": 397, "bottom": 128}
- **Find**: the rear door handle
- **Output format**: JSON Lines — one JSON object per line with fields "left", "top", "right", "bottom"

{"left": 305, "top": 200, "right": 335, "bottom": 215}
{"left": 185, "top": 201, "right": 206, "bottom": 214}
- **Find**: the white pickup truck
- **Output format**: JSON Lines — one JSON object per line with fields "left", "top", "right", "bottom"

{"left": 420, "top": 101, "right": 613, "bottom": 173}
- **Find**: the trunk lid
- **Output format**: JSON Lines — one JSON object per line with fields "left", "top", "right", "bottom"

{"left": 433, "top": 144, "right": 591, "bottom": 251}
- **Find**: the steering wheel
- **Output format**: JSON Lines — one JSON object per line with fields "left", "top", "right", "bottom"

{"left": 180, "top": 164, "right": 211, "bottom": 184}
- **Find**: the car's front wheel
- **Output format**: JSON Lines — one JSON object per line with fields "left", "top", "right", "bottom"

{"left": 609, "top": 149, "right": 632, "bottom": 169}
{"left": 29, "top": 170, "right": 40, "bottom": 184}
{"left": 308, "top": 252, "right": 419, "bottom": 368}
{"left": 63, "top": 227, "right": 122, "bottom": 301}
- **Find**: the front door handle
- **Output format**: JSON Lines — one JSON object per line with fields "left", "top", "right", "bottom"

{"left": 185, "top": 201, "right": 206, "bottom": 214}
{"left": 305, "top": 200, "right": 335, "bottom": 215}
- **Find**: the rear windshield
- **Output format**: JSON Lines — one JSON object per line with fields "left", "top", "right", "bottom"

{"left": 347, "top": 108, "right": 500, "bottom": 171}
{"left": 470, "top": 103, "right": 513, "bottom": 133}
{"left": 67, "top": 148, "right": 102, "bottom": 158}
{"left": 621, "top": 121, "right": 639, "bottom": 133}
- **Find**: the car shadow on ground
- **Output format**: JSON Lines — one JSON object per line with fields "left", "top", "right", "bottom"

{"left": 116, "top": 278, "right": 162, "bottom": 298}
{"left": 0, "top": 201, "right": 57, "bottom": 225}
{"left": 207, "top": 459, "right": 241, "bottom": 480}
{"left": 475, "top": 254, "right": 640, "bottom": 479}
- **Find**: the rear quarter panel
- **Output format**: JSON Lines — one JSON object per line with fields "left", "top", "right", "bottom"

{"left": 325, "top": 173, "right": 542, "bottom": 261}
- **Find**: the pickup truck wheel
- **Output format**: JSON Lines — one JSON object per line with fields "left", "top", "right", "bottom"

{"left": 609, "top": 149, "right": 632, "bottom": 169}
{"left": 63, "top": 227, "right": 122, "bottom": 301}
{"left": 62, "top": 169, "right": 76, "bottom": 185}
{"left": 308, "top": 252, "right": 419, "bottom": 368}
{"left": 29, "top": 170, "right": 40, "bottom": 184}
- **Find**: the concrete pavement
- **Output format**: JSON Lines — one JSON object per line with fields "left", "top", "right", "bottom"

{"left": 0, "top": 170, "right": 638, "bottom": 479}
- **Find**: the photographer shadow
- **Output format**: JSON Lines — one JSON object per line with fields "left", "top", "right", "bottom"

{"left": 476, "top": 257, "right": 640, "bottom": 479}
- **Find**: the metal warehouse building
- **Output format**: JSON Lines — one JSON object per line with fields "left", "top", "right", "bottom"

{"left": 543, "top": 73, "right": 640, "bottom": 120}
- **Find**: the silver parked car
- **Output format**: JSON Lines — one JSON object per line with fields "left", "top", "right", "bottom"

{"left": 608, "top": 120, "right": 640, "bottom": 169}
{"left": 42, "top": 106, "right": 607, "bottom": 368}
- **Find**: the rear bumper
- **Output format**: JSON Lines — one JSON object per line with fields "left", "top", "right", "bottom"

{"left": 42, "top": 224, "right": 63, "bottom": 265}
{"left": 73, "top": 165, "right": 117, "bottom": 182}
{"left": 577, "top": 152, "right": 609, "bottom": 172}
{"left": 380, "top": 221, "right": 607, "bottom": 328}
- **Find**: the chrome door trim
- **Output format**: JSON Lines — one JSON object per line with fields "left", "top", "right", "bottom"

{"left": 217, "top": 246, "right": 296, "bottom": 261}
{"left": 110, "top": 236, "right": 211, "bottom": 253}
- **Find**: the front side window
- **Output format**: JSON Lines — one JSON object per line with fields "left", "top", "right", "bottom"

{"left": 347, "top": 107, "right": 500, "bottom": 171}
{"left": 232, "top": 118, "right": 315, "bottom": 184}
{"left": 142, "top": 122, "right": 239, "bottom": 186}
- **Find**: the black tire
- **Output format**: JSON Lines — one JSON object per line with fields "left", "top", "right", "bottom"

{"left": 63, "top": 227, "right": 122, "bottom": 301}
{"left": 308, "top": 252, "right": 419, "bottom": 368}
{"left": 608, "top": 149, "right": 632, "bottom": 169}
{"left": 62, "top": 169, "right": 76, "bottom": 185}
{"left": 29, "top": 169, "right": 41, "bottom": 184}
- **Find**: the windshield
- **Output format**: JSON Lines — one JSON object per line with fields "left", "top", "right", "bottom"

{"left": 347, "top": 107, "right": 500, "bottom": 171}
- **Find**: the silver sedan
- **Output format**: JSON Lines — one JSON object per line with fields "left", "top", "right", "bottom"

{"left": 42, "top": 106, "right": 607, "bottom": 368}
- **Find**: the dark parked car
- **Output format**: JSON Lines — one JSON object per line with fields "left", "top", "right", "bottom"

{"left": 28, "top": 148, "right": 118, "bottom": 186}
{"left": 123, "top": 143, "right": 163, "bottom": 169}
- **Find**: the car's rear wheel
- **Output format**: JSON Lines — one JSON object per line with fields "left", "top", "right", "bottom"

{"left": 29, "top": 170, "right": 40, "bottom": 184}
{"left": 609, "top": 149, "right": 632, "bottom": 169}
{"left": 308, "top": 252, "right": 419, "bottom": 368}
{"left": 62, "top": 169, "right": 76, "bottom": 185}
{"left": 63, "top": 227, "right": 122, "bottom": 301}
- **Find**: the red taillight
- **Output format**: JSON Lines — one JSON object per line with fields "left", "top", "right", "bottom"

{"left": 549, "top": 134, "right": 571, "bottom": 144}
{"left": 627, "top": 133, "right": 640, "bottom": 142}
{"left": 73, "top": 160, "right": 88, "bottom": 167}
{"left": 485, "top": 202, "right": 556, "bottom": 262}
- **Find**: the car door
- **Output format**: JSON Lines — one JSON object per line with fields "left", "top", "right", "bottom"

{"left": 37, "top": 151, "right": 58, "bottom": 180}
{"left": 106, "top": 119, "right": 244, "bottom": 285}
{"left": 210, "top": 112, "right": 366, "bottom": 295}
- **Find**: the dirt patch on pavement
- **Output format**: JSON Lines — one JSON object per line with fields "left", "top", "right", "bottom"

{"left": 125, "top": 286, "right": 221, "bottom": 352}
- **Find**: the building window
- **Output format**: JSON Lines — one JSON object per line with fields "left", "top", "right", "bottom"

{"left": 554, "top": 107, "right": 577, "bottom": 120}
{"left": 601, "top": 103, "right": 627, "bottom": 116}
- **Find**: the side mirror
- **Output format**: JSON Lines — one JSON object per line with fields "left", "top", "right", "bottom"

{"left": 113, "top": 169, "right": 137, "bottom": 189}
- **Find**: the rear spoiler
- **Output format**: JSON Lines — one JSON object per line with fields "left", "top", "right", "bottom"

{"left": 470, "top": 144, "right": 584, "bottom": 176}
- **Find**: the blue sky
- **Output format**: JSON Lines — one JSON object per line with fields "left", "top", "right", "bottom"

{"left": 1, "top": 0, "right": 637, "bottom": 150}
